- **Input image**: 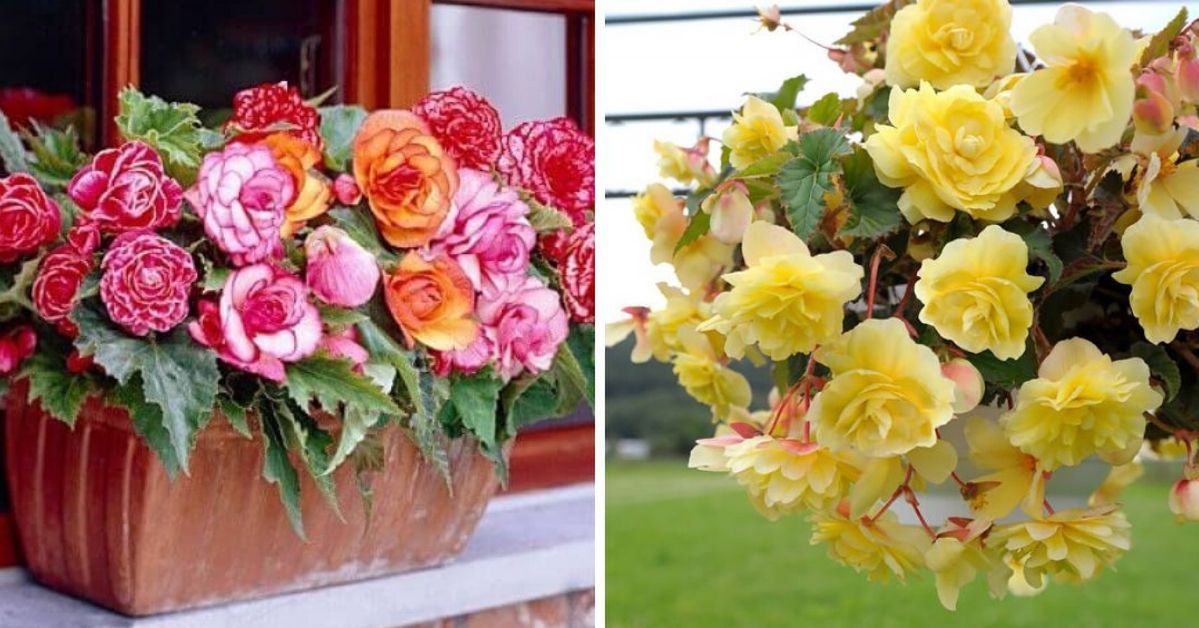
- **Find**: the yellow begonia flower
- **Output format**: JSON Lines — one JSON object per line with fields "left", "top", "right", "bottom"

{"left": 1009, "top": 5, "right": 1136, "bottom": 153}
{"left": 984, "top": 72, "right": 1026, "bottom": 119}
{"left": 604, "top": 309, "right": 652, "bottom": 363}
{"left": 672, "top": 326, "right": 751, "bottom": 418}
{"left": 810, "top": 318, "right": 957, "bottom": 457}
{"left": 654, "top": 140, "right": 715, "bottom": 186}
{"left": 865, "top": 83, "right": 1036, "bottom": 224}
{"left": 998, "top": 553, "right": 1049, "bottom": 597}
{"left": 926, "top": 535, "right": 992, "bottom": 611}
{"left": 633, "top": 184, "right": 735, "bottom": 291}
{"left": 632, "top": 182, "right": 676, "bottom": 239}
{"left": 915, "top": 225, "right": 1044, "bottom": 360}
{"left": 1001, "top": 338, "right": 1162, "bottom": 469}
{"left": 990, "top": 505, "right": 1131, "bottom": 586}
{"left": 1113, "top": 214, "right": 1199, "bottom": 343}
{"left": 643, "top": 284, "right": 710, "bottom": 362}
{"left": 722, "top": 95, "right": 797, "bottom": 169}
{"left": 699, "top": 222, "right": 863, "bottom": 360}
{"left": 1135, "top": 130, "right": 1199, "bottom": 219}
{"left": 963, "top": 417, "right": 1045, "bottom": 520}
{"left": 885, "top": 0, "right": 1017, "bottom": 90}
{"left": 809, "top": 509, "right": 930, "bottom": 582}
{"left": 725, "top": 436, "right": 861, "bottom": 519}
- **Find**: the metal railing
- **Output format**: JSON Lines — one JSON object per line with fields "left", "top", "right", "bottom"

{"left": 602, "top": 0, "right": 1140, "bottom": 200}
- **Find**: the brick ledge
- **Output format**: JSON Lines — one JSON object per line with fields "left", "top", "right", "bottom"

{"left": 0, "top": 484, "right": 595, "bottom": 627}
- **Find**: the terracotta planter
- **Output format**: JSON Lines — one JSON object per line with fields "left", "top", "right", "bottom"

{"left": 3, "top": 380, "right": 499, "bottom": 616}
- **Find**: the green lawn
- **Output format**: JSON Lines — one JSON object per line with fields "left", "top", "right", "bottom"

{"left": 607, "top": 461, "right": 1198, "bottom": 627}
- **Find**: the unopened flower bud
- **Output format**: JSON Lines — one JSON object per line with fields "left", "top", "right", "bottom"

{"left": 702, "top": 184, "right": 755, "bottom": 244}
{"left": 941, "top": 358, "right": 983, "bottom": 413}
{"left": 1169, "top": 477, "right": 1199, "bottom": 521}
{"left": 304, "top": 226, "right": 380, "bottom": 308}
{"left": 333, "top": 173, "right": 362, "bottom": 206}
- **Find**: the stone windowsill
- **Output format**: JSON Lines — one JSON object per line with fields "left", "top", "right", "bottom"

{"left": 0, "top": 484, "right": 595, "bottom": 628}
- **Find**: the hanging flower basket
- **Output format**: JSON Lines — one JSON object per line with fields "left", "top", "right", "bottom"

{"left": 611, "top": 0, "right": 1199, "bottom": 612}
{"left": 0, "top": 81, "right": 595, "bottom": 614}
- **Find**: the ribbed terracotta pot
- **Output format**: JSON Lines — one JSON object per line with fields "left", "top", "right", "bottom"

{"left": 3, "top": 380, "right": 499, "bottom": 616}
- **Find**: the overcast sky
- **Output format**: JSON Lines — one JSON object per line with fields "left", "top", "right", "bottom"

{"left": 598, "top": 0, "right": 1199, "bottom": 327}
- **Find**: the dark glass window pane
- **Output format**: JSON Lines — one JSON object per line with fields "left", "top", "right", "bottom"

{"left": 140, "top": 0, "right": 342, "bottom": 117}
{"left": 0, "top": 0, "right": 93, "bottom": 150}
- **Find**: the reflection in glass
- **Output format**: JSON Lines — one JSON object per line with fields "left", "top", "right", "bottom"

{"left": 140, "top": 0, "right": 342, "bottom": 118}
{"left": 0, "top": 0, "right": 92, "bottom": 148}
{"left": 431, "top": 5, "right": 567, "bottom": 127}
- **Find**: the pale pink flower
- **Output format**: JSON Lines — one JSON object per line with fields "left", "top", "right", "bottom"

{"left": 426, "top": 168, "right": 536, "bottom": 293}
{"left": 478, "top": 274, "right": 569, "bottom": 380}
{"left": 185, "top": 143, "right": 295, "bottom": 267}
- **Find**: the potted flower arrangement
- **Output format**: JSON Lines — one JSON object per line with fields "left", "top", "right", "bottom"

{"left": 610, "top": 0, "right": 1199, "bottom": 611}
{"left": 0, "top": 82, "right": 594, "bottom": 615}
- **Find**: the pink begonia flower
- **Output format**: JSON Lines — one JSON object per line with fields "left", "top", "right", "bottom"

{"left": 425, "top": 168, "right": 536, "bottom": 293}
{"left": 189, "top": 264, "right": 322, "bottom": 382}
{"left": 0, "top": 325, "right": 36, "bottom": 375}
{"left": 304, "top": 226, "right": 380, "bottom": 308}
{"left": 66, "top": 140, "right": 183, "bottom": 234}
{"left": 185, "top": 143, "right": 295, "bottom": 267}
{"left": 100, "top": 230, "right": 198, "bottom": 337}
{"left": 478, "top": 274, "right": 569, "bottom": 380}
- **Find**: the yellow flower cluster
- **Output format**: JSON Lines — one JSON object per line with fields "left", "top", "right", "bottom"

{"left": 691, "top": 434, "right": 862, "bottom": 519}
{"left": 866, "top": 83, "right": 1037, "bottom": 223}
{"left": 722, "top": 95, "right": 797, "bottom": 169}
{"left": 990, "top": 505, "right": 1132, "bottom": 586}
{"left": 624, "top": 0, "right": 1174, "bottom": 612}
{"left": 809, "top": 509, "right": 930, "bottom": 583}
{"left": 810, "top": 318, "right": 956, "bottom": 457}
{"left": 1009, "top": 5, "right": 1136, "bottom": 153}
{"left": 1114, "top": 214, "right": 1199, "bottom": 343}
{"left": 633, "top": 183, "right": 734, "bottom": 291}
{"left": 915, "top": 225, "right": 1044, "bottom": 359}
{"left": 1001, "top": 338, "right": 1161, "bottom": 469}
{"left": 700, "top": 222, "right": 863, "bottom": 360}
{"left": 672, "top": 326, "right": 751, "bottom": 419}
{"left": 886, "top": 0, "right": 1017, "bottom": 90}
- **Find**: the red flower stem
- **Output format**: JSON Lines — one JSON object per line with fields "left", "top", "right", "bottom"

{"left": 765, "top": 378, "right": 805, "bottom": 435}
{"left": 905, "top": 489, "right": 937, "bottom": 538}
{"left": 866, "top": 246, "right": 885, "bottom": 320}
{"left": 867, "top": 465, "right": 915, "bottom": 523}
{"left": 950, "top": 471, "right": 969, "bottom": 489}
{"left": 893, "top": 269, "right": 918, "bottom": 318}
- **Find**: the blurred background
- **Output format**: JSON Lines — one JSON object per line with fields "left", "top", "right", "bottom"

{"left": 602, "top": 1, "right": 1199, "bottom": 626}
